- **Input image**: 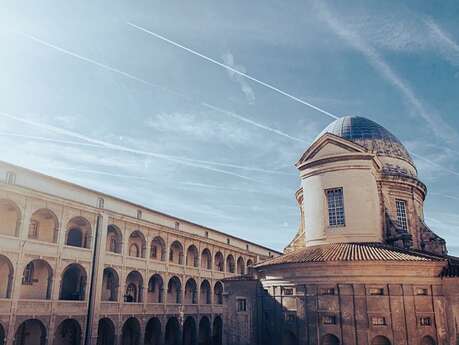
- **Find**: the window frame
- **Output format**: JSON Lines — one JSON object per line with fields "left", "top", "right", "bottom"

{"left": 325, "top": 187, "right": 346, "bottom": 227}
{"left": 395, "top": 199, "right": 409, "bottom": 231}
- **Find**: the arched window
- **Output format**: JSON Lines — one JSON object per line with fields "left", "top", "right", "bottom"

{"left": 200, "top": 280, "right": 211, "bottom": 305}
{"left": 22, "top": 262, "right": 34, "bottom": 285}
{"left": 106, "top": 225, "right": 122, "bottom": 254}
{"left": 150, "top": 236, "right": 166, "bottom": 261}
{"left": 237, "top": 257, "right": 245, "bottom": 275}
{"left": 214, "top": 252, "right": 224, "bottom": 272}
{"left": 55, "top": 319, "right": 82, "bottom": 345}
{"left": 29, "top": 209, "right": 59, "bottom": 243}
{"left": 184, "top": 278, "right": 197, "bottom": 304}
{"left": 167, "top": 276, "right": 182, "bottom": 304}
{"left": 322, "top": 334, "right": 340, "bottom": 345}
{"left": 421, "top": 336, "right": 436, "bottom": 345}
{"left": 66, "top": 217, "right": 92, "bottom": 248}
{"left": 102, "top": 268, "right": 119, "bottom": 302}
{"left": 129, "top": 244, "right": 140, "bottom": 257}
{"left": 0, "top": 199, "right": 21, "bottom": 237}
{"left": 60, "top": 264, "right": 87, "bottom": 301}
{"left": 169, "top": 241, "right": 184, "bottom": 265}
{"left": 125, "top": 271, "right": 143, "bottom": 303}
{"left": 226, "top": 255, "right": 235, "bottom": 273}
{"left": 147, "top": 274, "right": 164, "bottom": 303}
{"left": 201, "top": 249, "right": 212, "bottom": 270}
{"left": 371, "top": 336, "right": 391, "bottom": 345}
{"left": 97, "top": 318, "right": 115, "bottom": 345}
{"left": 214, "top": 281, "right": 223, "bottom": 305}
{"left": 0, "top": 255, "right": 14, "bottom": 298}
{"left": 186, "top": 245, "right": 199, "bottom": 267}
{"left": 20, "top": 259, "right": 53, "bottom": 300}
{"left": 128, "top": 231, "right": 146, "bottom": 258}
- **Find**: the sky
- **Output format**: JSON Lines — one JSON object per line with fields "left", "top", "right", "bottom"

{"left": 0, "top": 1, "right": 458, "bottom": 254}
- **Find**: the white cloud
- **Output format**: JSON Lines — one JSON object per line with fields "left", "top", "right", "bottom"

{"left": 221, "top": 52, "right": 256, "bottom": 104}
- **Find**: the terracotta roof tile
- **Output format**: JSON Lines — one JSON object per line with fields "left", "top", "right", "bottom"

{"left": 255, "top": 243, "right": 445, "bottom": 268}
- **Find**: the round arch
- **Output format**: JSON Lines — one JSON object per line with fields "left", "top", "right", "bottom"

{"left": 214, "top": 281, "right": 223, "bottom": 305}
{"left": 147, "top": 274, "right": 164, "bottom": 303}
{"left": 97, "top": 318, "right": 115, "bottom": 345}
{"left": 101, "top": 267, "right": 119, "bottom": 302}
{"left": 66, "top": 217, "right": 92, "bottom": 248}
{"left": 421, "top": 336, "right": 436, "bottom": 345}
{"left": 20, "top": 259, "right": 53, "bottom": 300}
{"left": 106, "top": 225, "right": 122, "bottom": 254}
{"left": 201, "top": 249, "right": 212, "bottom": 270}
{"left": 200, "top": 280, "right": 211, "bottom": 305}
{"left": 53, "top": 319, "right": 82, "bottom": 345}
{"left": 183, "top": 316, "right": 197, "bottom": 345}
{"left": 371, "top": 336, "right": 391, "bottom": 345}
{"left": 186, "top": 245, "right": 199, "bottom": 267}
{"left": 0, "top": 199, "right": 21, "bottom": 237}
{"left": 236, "top": 256, "right": 245, "bottom": 275}
{"left": 121, "top": 317, "right": 141, "bottom": 345}
{"left": 212, "top": 316, "right": 223, "bottom": 345}
{"left": 145, "top": 317, "right": 161, "bottom": 345}
{"left": 226, "top": 255, "right": 235, "bottom": 273}
{"left": 184, "top": 278, "right": 197, "bottom": 304}
{"left": 322, "top": 334, "right": 340, "bottom": 345}
{"left": 29, "top": 208, "right": 59, "bottom": 243}
{"left": 165, "top": 317, "right": 181, "bottom": 345}
{"left": 128, "top": 230, "right": 146, "bottom": 258}
{"left": 0, "top": 323, "right": 5, "bottom": 345}
{"left": 198, "top": 316, "right": 211, "bottom": 345}
{"left": 60, "top": 263, "right": 87, "bottom": 301}
{"left": 150, "top": 236, "right": 166, "bottom": 261}
{"left": 167, "top": 276, "right": 182, "bottom": 304}
{"left": 214, "top": 252, "right": 224, "bottom": 272}
{"left": 125, "top": 271, "right": 143, "bottom": 303}
{"left": 15, "top": 319, "right": 47, "bottom": 345}
{"left": 169, "top": 241, "right": 184, "bottom": 265}
{"left": 0, "top": 254, "right": 14, "bottom": 298}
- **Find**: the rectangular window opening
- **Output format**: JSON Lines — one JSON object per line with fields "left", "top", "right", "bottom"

{"left": 396, "top": 199, "right": 408, "bottom": 231}
{"left": 326, "top": 188, "right": 345, "bottom": 227}
{"left": 237, "top": 298, "right": 247, "bottom": 312}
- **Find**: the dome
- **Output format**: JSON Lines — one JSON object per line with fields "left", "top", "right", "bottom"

{"left": 317, "top": 116, "right": 414, "bottom": 166}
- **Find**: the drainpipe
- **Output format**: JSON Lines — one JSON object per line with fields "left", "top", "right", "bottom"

{"left": 85, "top": 214, "right": 101, "bottom": 345}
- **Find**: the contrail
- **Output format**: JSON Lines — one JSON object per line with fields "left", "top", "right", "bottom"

{"left": 126, "top": 22, "right": 339, "bottom": 120}
{"left": 201, "top": 103, "right": 307, "bottom": 143}
{"left": 0, "top": 112, "right": 256, "bottom": 182}
{"left": 411, "top": 152, "right": 459, "bottom": 177}
{"left": 18, "top": 31, "right": 309, "bottom": 144}
{"left": 17, "top": 32, "right": 187, "bottom": 100}
{"left": 0, "top": 131, "right": 295, "bottom": 176}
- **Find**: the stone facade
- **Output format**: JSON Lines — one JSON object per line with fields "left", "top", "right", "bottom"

{"left": 0, "top": 161, "right": 277, "bottom": 345}
{"left": 224, "top": 116, "right": 459, "bottom": 345}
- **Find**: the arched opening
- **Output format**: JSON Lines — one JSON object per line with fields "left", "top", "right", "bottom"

{"left": 169, "top": 241, "right": 184, "bottom": 265}
{"left": 0, "top": 199, "right": 20, "bottom": 237}
{"left": 198, "top": 316, "right": 211, "bottom": 345}
{"left": 0, "top": 255, "right": 14, "bottom": 298}
{"left": 20, "top": 259, "right": 53, "bottom": 300}
{"left": 165, "top": 317, "right": 180, "bottom": 345}
{"left": 14, "top": 319, "right": 47, "bottom": 345}
{"left": 167, "top": 276, "right": 181, "bottom": 304}
{"left": 150, "top": 236, "right": 166, "bottom": 261}
{"left": 128, "top": 231, "right": 146, "bottom": 258}
{"left": 145, "top": 317, "right": 161, "bottom": 345}
{"left": 200, "top": 280, "right": 211, "bottom": 305}
{"left": 124, "top": 271, "right": 143, "bottom": 303}
{"left": 371, "top": 336, "right": 391, "bottom": 345}
{"left": 106, "top": 225, "right": 122, "bottom": 254}
{"left": 282, "top": 330, "right": 297, "bottom": 345}
{"left": 212, "top": 316, "right": 223, "bottom": 345}
{"left": 29, "top": 209, "right": 59, "bottom": 243}
{"left": 66, "top": 217, "right": 91, "bottom": 248}
{"left": 101, "top": 268, "right": 119, "bottom": 301}
{"left": 183, "top": 317, "right": 197, "bottom": 345}
{"left": 237, "top": 257, "right": 245, "bottom": 275}
{"left": 60, "top": 264, "right": 87, "bottom": 301}
{"left": 201, "top": 249, "right": 212, "bottom": 270}
{"left": 184, "top": 278, "right": 197, "bottom": 304}
{"left": 214, "top": 282, "right": 223, "bottom": 305}
{"left": 322, "top": 334, "right": 340, "bottom": 345}
{"left": 226, "top": 255, "right": 235, "bottom": 273}
{"left": 147, "top": 274, "right": 163, "bottom": 303}
{"left": 186, "top": 245, "right": 199, "bottom": 267}
{"left": 96, "top": 318, "right": 115, "bottom": 345}
{"left": 214, "top": 252, "right": 224, "bottom": 272}
{"left": 246, "top": 259, "right": 253, "bottom": 269}
{"left": 121, "top": 317, "right": 141, "bottom": 345}
{"left": 53, "top": 319, "right": 82, "bottom": 345}
{"left": 421, "top": 336, "right": 436, "bottom": 345}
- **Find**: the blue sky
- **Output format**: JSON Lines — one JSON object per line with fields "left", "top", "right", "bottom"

{"left": 0, "top": 1, "right": 458, "bottom": 254}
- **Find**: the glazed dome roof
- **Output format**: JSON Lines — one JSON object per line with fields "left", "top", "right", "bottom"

{"left": 317, "top": 116, "right": 414, "bottom": 165}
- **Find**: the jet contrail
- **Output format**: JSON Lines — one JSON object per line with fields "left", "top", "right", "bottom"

{"left": 126, "top": 22, "right": 339, "bottom": 120}
{"left": 411, "top": 152, "right": 459, "bottom": 177}
{"left": 0, "top": 112, "right": 256, "bottom": 182}
{"left": 17, "top": 32, "right": 187, "bottom": 100}
{"left": 201, "top": 103, "right": 307, "bottom": 143}
{"left": 18, "top": 31, "right": 309, "bottom": 144}
{"left": 0, "top": 131, "right": 295, "bottom": 176}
